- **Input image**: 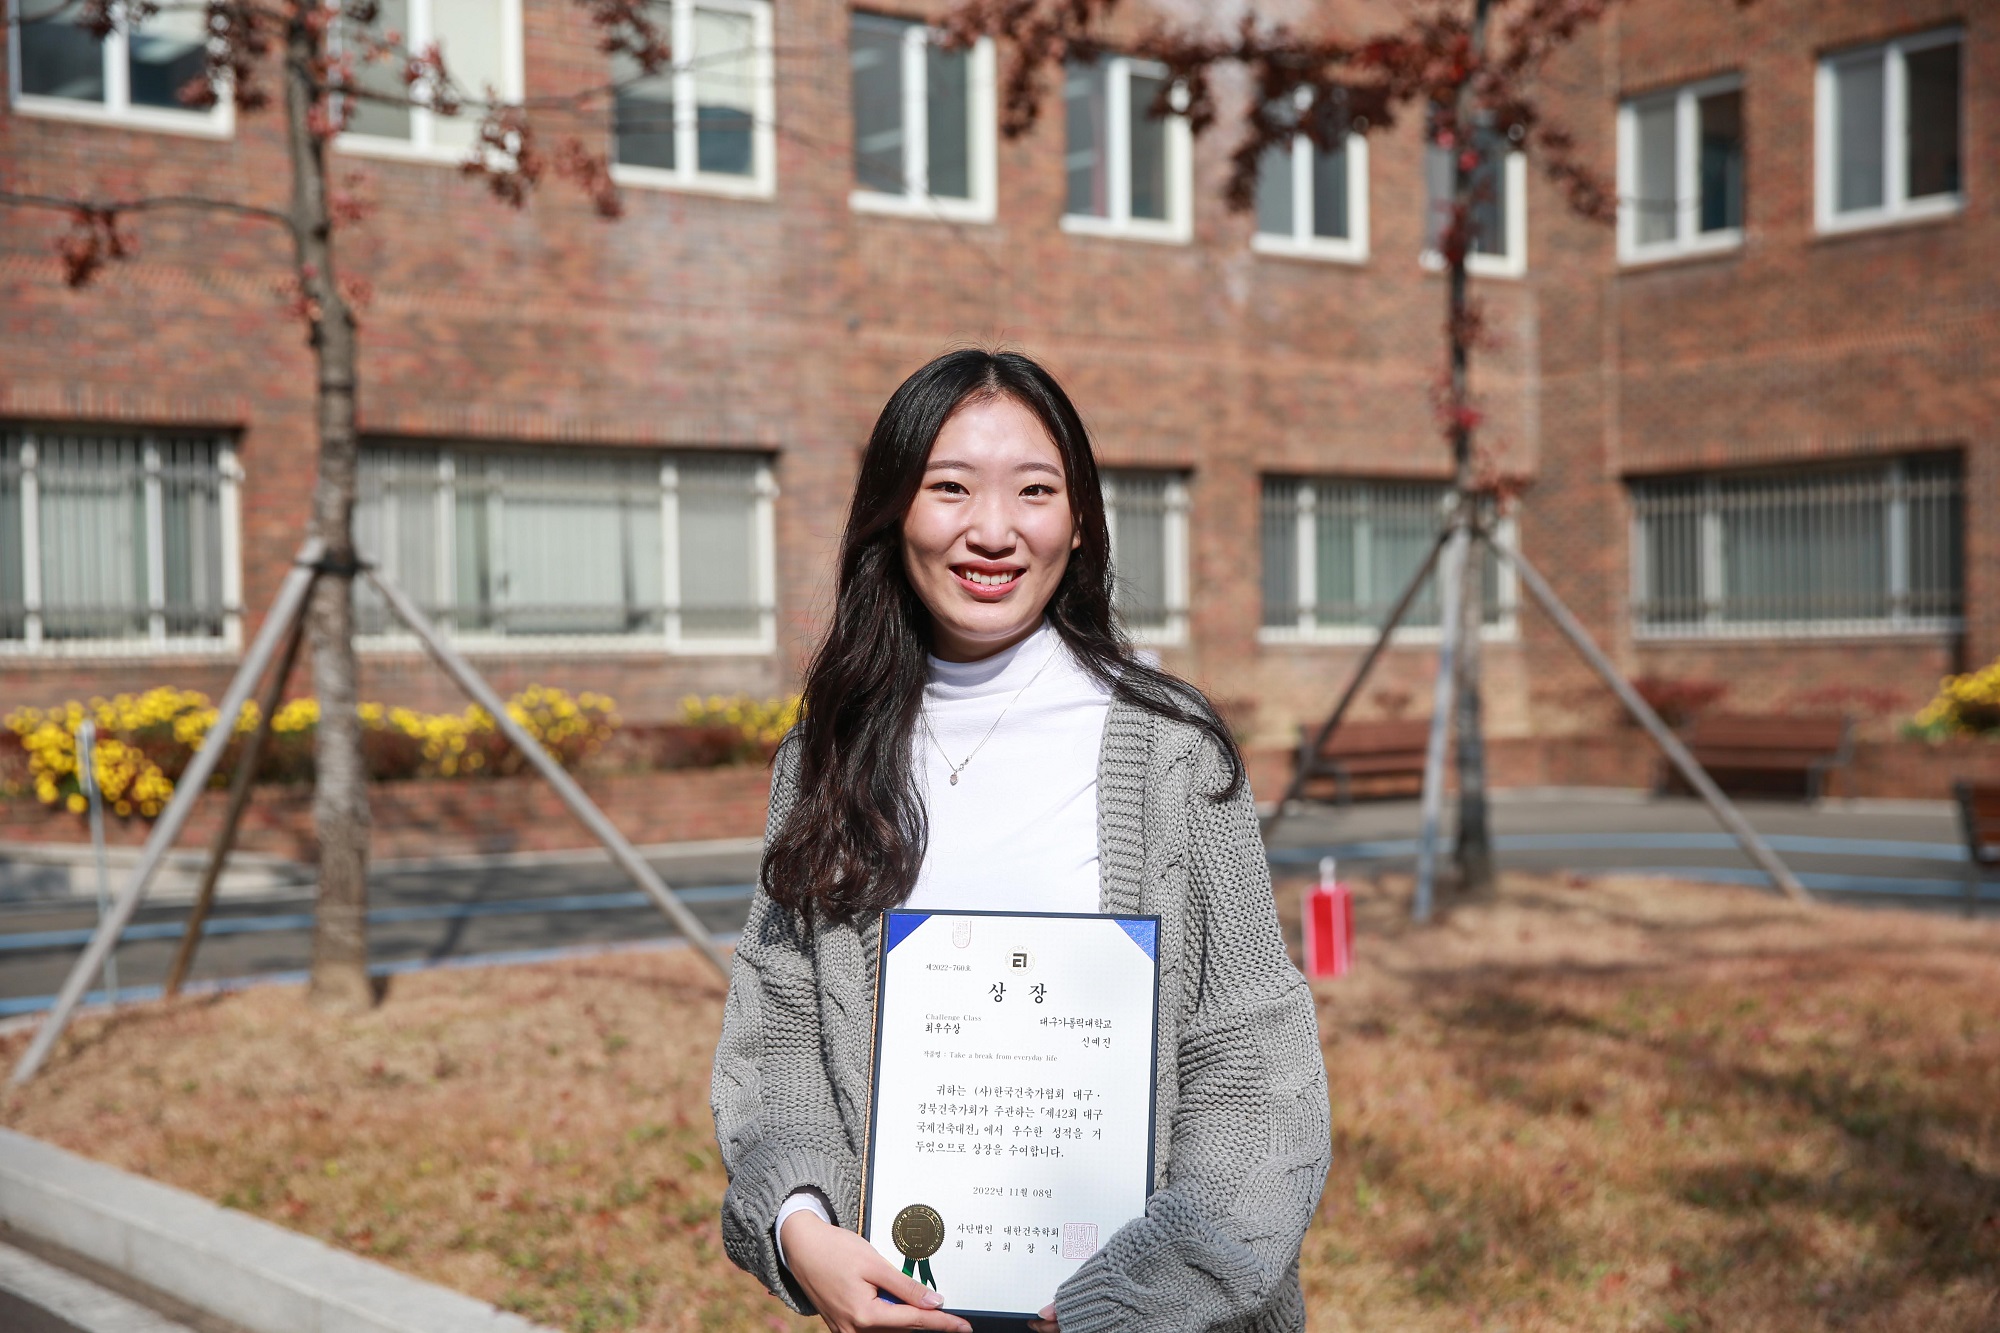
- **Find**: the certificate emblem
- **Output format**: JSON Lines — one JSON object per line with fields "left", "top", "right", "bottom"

{"left": 893, "top": 1204, "right": 944, "bottom": 1290}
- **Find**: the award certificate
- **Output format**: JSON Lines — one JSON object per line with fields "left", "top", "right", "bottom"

{"left": 862, "top": 910, "right": 1160, "bottom": 1320}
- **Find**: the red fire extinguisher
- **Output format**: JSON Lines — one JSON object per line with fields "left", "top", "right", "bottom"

{"left": 1302, "top": 856, "right": 1353, "bottom": 979}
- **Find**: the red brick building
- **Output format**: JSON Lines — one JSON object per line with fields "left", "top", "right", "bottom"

{"left": 1, "top": 0, "right": 1987, "bottom": 781}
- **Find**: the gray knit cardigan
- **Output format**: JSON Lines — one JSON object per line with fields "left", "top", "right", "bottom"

{"left": 710, "top": 699, "right": 1332, "bottom": 1332}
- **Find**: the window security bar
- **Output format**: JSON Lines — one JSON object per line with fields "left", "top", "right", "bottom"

{"left": 1259, "top": 477, "right": 1516, "bottom": 640}
{"left": 1, "top": 429, "right": 242, "bottom": 653}
{"left": 1630, "top": 456, "right": 1963, "bottom": 638}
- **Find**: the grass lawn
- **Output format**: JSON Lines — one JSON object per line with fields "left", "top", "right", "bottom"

{"left": 3, "top": 872, "right": 1997, "bottom": 1332}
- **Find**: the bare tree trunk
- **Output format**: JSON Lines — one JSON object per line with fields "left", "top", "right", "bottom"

{"left": 284, "top": 15, "right": 372, "bottom": 1013}
{"left": 1452, "top": 525, "right": 1495, "bottom": 899}
{"left": 1445, "top": 0, "right": 1497, "bottom": 904}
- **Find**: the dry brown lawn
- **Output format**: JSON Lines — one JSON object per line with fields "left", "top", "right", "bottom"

{"left": 3, "top": 873, "right": 1997, "bottom": 1333}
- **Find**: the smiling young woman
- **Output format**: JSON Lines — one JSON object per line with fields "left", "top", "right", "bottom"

{"left": 710, "top": 350, "right": 1330, "bottom": 1333}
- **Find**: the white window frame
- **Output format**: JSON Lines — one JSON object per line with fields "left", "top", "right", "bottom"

{"left": 1250, "top": 94, "right": 1370, "bottom": 264}
{"left": 6, "top": 0, "right": 234, "bottom": 138}
{"left": 354, "top": 448, "right": 778, "bottom": 658}
{"left": 1420, "top": 145, "right": 1528, "bottom": 279}
{"left": 1617, "top": 74, "right": 1745, "bottom": 265}
{"left": 1102, "top": 470, "right": 1189, "bottom": 646}
{"left": 333, "top": 0, "right": 527, "bottom": 165}
{"left": 848, "top": 22, "right": 997, "bottom": 223}
{"left": 0, "top": 430, "right": 243, "bottom": 659}
{"left": 608, "top": 0, "right": 777, "bottom": 200}
{"left": 1060, "top": 55, "right": 1194, "bottom": 245}
{"left": 1256, "top": 479, "right": 1518, "bottom": 646}
{"left": 1815, "top": 26, "right": 1964, "bottom": 234}
{"left": 1627, "top": 458, "right": 1964, "bottom": 640}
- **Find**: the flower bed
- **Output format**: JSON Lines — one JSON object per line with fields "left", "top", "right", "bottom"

{"left": 0, "top": 763, "right": 774, "bottom": 859}
{"left": 3, "top": 685, "right": 619, "bottom": 820}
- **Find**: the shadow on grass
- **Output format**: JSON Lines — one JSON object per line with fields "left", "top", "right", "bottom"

{"left": 1402, "top": 963, "right": 2000, "bottom": 1326}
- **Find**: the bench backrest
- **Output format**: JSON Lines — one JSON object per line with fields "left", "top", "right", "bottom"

{"left": 1314, "top": 719, "right": 1433, "bottom": 758}
{"left": 1957, "top": 781, "right": 2000, "bottom": 863}
{"left": 1684, "top": 713, "right": 1850, "bottom": 753}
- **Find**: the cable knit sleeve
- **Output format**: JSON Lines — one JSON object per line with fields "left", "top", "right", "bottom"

{"left": 710, "top": 735, "right": 861, "bottom": 1315}
{"left": 1054, "top": 738, "right": 1333, "bottom": 1333}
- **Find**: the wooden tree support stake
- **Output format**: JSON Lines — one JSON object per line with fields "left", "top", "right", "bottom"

{"left": 1413, "top": 525, "right": 1470, "bottom": 923}
{"left": 11, "top": 541, "right": 328, "bottom": 1088}
{"left": 1260, "top": 527, "right": 1451, "bottom": 837}
{"left": 363, "top": 567, "right": 734, "bottom": 980}
{"left": 1490, "top": 533, "right": 1812, "bottom": 907}
{"left": 163, "top": 601, "right": 313, "bottom": 998}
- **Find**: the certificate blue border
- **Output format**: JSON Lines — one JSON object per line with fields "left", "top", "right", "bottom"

{"left": 860, "top": 908, "right": 1164, "bottom": 1323}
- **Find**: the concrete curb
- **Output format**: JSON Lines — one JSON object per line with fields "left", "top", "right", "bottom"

{"left": 0, "top": 1128, "right": 558, "bottom": 1333}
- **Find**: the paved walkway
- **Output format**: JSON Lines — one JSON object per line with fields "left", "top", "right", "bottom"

{"left": 0, "top": 790, "right": 1981, "bottom": 1016}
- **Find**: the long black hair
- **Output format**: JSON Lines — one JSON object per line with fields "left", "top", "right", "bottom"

{"left": 762, "top": 349, "right": 1243, "bottom": 925}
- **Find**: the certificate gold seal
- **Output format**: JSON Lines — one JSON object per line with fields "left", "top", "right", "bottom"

{"left": 892, "top": 1204, "right": 943, "bottom": 1289}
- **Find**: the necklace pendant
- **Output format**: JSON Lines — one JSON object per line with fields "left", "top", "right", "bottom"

{"left": 949, "top": 772, "right": 958, "bottom": 786}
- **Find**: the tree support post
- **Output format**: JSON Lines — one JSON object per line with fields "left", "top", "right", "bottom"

{"left": 163, "top": 601, "right": 314, "bottom": 998}
{"left": 1490, "top": 533, "right": 1812, "bottom": 907}
{"left": 362, "top": 567, "right": 734, "bottom": 979}
{"left": 1413, "top": 524, "right": 1471, "bottom": 923}
{"left": 1260, "top": 528, "right": 1451, "bottom": 837}
{"left": 11, "top": 541, "right": 327, "bottom": 1088}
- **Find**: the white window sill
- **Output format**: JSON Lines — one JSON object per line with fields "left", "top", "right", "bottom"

{"left": 357, "top": 631, "right": 775, "bottom": 657}
{"left": 1419, "top": 248, "right": 1526, "bottom": 280}
{"left": 1251, "top": 233, "right": 1368, "bottom": 265}
{"left": 10, "top": 94, "right": 233, "bottom": 139}
{"left": 1125, "top": 619, "right": 1188, "bottom": 648}
{"left": 334, "top": 134, "right": 481, "bottom": 166}
{"left": 1060, "top": 213, "right": 1191, "bottom": 246}
{"left": 0, "top": 636, "right": 239, "bottom": 660}
{"left": 1633, "top": 617, "right": 1964, "bottom": 642}
{"left": 1816, "top": 194, "right": 1963, "bottom": 237}
{"left": 1618, "top": 228, "right": 1743, "bottom": 267}
{"left": 1258, "top": 619, "right": 1520, "bottom": 647}
{"left": 849, "top": 190, "right": 995, "bottom": 224}
{"left": 612, "top": 163, "right": 775, "bottom": 200}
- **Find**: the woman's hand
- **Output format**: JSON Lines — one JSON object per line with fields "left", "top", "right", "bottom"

{"left": 779, "top": 1211, "right": 972, "bottom": 1333}
{"left": 1028, "top": 1302, "right": 1059, "bottom": 1332}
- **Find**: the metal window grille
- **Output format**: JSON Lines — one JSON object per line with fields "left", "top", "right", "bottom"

{"left": 1259, "top": 477, "right": 1512, "bottom": 636}
{"left": 355, "top": 443, "right": 773, "bottom": 648}
{"left": 1, "top": 428, "right": 233, "bottom": 648}
{"left": 1103, "top": 470, "right": 1187, "bottom": 640}
{"left": 1630, "top": 455, "right": 1963, "bottom": 636}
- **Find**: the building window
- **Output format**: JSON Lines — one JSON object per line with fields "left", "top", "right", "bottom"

{"left": 1816, "top": 27, "right": 1962, "bottom": 232}
{"left": 8, "top": 0, "right": 232, "bottom": 136}
{"left": 1062, "top": 54, "right": 1192, "bottom": 243}
{"left": 337, "top": 0, "right": 521, "bottom": 158}
{"left": 1258, "top": 478, "right": 1515, "bottom": 642}
{"left": 1618, "top": 75, "right": 1744, "bottom": 262}
{"left": 1103, "top": 471, "right": 1188, "bottom": 643}
{"left": 1253, "top": 91, "right": 1369, "bottom": 263}
{"left": 848, "top": 14, "right": 995, "bottom": 221}
{"left": 1630, "top": 456, "right": 1963, "bottom": 637}
{"left": 611, "top": 0, "right": 774, "bottom": 197}
{"left": 1423, "top": 125, "right": 1527, "bottom": 277}
{"left": 1, "top": 428, "right": 241, "bottom": 654}
{"left": 354, "top": 445, "right": 776, "bottom": 652}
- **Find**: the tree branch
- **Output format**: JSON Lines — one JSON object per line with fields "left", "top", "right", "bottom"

{"left": 0, "top": 189, "right": 293, "bottom": 285}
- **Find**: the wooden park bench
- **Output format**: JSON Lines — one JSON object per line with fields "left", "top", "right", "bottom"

{"left": 1294, "top": 718, "right": 1432, "bottom": 805}
{"left": 1664, "top": 713, "right": 1854, "bottom": 802}
{"left": 1954, "top": 780, "right": 2000, "bottom": 919}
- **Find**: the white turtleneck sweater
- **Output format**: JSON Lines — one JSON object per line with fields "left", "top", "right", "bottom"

{"left": 774, "top": 620, "right": 1113, "bottom": 1261}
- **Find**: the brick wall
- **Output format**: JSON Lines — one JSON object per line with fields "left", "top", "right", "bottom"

{"left": 1, "top": 0, "right": 1990, "bottom": 784}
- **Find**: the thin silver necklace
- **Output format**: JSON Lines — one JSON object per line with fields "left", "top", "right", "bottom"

{"left": 921, "top": 639, "right": 1058, "bottom": 787}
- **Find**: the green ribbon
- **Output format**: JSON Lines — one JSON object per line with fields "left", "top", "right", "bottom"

{"left": 901, "top": 1255, "right": 937, "bottom": 1290}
